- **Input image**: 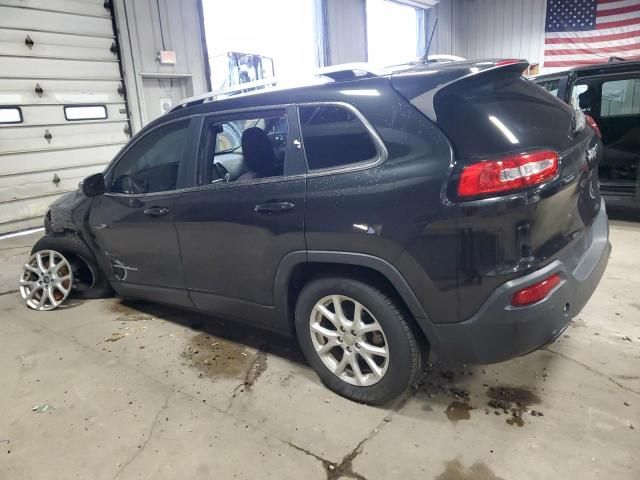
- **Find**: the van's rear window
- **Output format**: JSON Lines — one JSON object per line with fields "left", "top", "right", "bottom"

{"left": 433, "top": 71, "right": 574, "bottom": 159}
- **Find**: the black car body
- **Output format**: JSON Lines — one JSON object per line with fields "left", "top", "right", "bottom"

{"left": 35, "top": 59, "right": 610, "bottom": 404}
{"left": 532, "top": 61, "right": 640, "bottom": 210}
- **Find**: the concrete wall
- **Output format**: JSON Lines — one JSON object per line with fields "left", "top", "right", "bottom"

{"left": 113, "top": 0, "right": 209, "bottom": 133}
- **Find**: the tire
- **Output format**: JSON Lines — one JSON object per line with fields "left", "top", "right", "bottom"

{"left": 31, "top": 235, "right": 112, "bottom": 299}
{"left": 295, "top": 276, "right": 424, "bottom": 405}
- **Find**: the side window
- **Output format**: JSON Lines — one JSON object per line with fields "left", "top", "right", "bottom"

{"left": 536, "top": 79, "right": 560, "bottom": 97}
{"left": 201, "top": 110, "right": 288, "bottom": 184}
{"left": 601, "top": 78, "right": 640, "bottom": 117}
{"left": 299, "top": 105, "right": 378, "bottom": 170}
{"left": 110, "top": 120, "right": 190, "bottom": 194}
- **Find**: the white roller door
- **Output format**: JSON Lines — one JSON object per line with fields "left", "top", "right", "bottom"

{"left": 0, "top": 0, "right": 131, "bottom": 234}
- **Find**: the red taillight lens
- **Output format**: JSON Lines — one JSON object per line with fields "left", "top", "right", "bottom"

{"left": 511, "top": 273, "right": 561, "bottom": 307}
{"left": 457, "top": 150, "right": 559, "bottom": 199}
{"left": 584, "top": 114, "right": 601, "bottom": 138}
{"left": 494, "top": 59, "right": 520, "bottom": 66}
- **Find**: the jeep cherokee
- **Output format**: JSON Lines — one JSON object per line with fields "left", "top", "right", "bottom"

{"left": 23, "top": 60, "right": 611, "bottom": 404}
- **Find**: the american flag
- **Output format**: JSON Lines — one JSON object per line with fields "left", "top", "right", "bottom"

{"left": 544, "top": 0, "right": 640, "bottom": 68}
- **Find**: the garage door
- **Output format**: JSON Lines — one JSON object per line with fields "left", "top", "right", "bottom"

{"left": 0, "top": 0, "right": 131, "bottom": 234}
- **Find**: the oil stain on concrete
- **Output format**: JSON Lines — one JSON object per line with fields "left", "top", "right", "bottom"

{"left": 108, "top": 300, "right": 173, "bottom": 322}
{"left": 182, "top": 333, "right": 254, "bottom": 379}
{"left": 445, "top": 401, "right": 473, "bottom": 422}
{"left": 487, "top": 386, "right": 541, "bottom": 427}
{"left": 486, "top": 386, "right": 541, "bottom": 407}
{"left": 436, "top": 459, "right": 505, "bottom": 480}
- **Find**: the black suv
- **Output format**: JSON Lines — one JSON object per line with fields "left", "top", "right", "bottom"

{"left": 27, "top": 60, "right": 610, "bottom": 404}
{"left": 533, "top": 61, "right": 640, "bottom": 210}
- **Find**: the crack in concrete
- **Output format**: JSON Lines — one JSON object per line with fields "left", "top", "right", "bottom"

{"left": 226, "top": 345, "right": 268, "bottom": 411}
{"left": 285, "top": 392, "right": 412, "bottom": 480}
{"left": 10, "top": 304, "right": 407, "bottom": 480}
{"left": 243, "top": 348, "right": 268, "bottom": 390}
{"left": 0, "top": 289, "right": 18, "bottom": 297}
{"left": 111, "top": 395, "right": 170, "bottom": 480}
{"left": 546, "top": 347, "right": 640, "bottom": 396}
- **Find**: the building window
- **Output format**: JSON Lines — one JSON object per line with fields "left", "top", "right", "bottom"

{"left": 0, "top": 106, "right": 23, "bottom": 124}
{"left": 64, "top": 105, "right": 108, "bottom": 121}
{"left": 202, "top": 0, "right": 321, "bottom": 89}
{"left": 366, "top": 0, "right": 423, "bottom": 66}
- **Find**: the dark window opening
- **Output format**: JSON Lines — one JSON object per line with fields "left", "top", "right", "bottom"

{"left": 110, "top": 120, "right": 190, "bottom": 194}
{"left": 299, "top": 105, "right": 378, "bottom": 170}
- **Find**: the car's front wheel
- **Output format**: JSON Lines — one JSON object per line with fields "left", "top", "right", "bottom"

{"left": 295, "top": 276, "right": 424, "bottom": 405}
{"left": 30, "top": 235, "right": 112, "bottom": 299}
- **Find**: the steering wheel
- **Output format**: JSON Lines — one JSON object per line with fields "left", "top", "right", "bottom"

{"left": 267, "top": 132, "right": 288, "bottom": 150}
{"left": 113, "top": 174, "right": 147, "bottom": 194}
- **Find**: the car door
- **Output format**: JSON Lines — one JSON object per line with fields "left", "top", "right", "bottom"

{"left": 89, "top": 117, "right": 197, "bottom": 307}
{"left": 174, "top": 106, "right": 307, "bottom": 330}
{"left": 572, "top": 75, "right": 640, "bottom": 201}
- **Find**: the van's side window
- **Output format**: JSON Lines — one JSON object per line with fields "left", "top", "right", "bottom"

{"left": 601, "top": 78, "right": 640, "bottom": 117}
{"left": 299, "top": 105, "right": 377, "bottom": 170}
{"left": 201, "top": 110, "right": 288, "bottom": 184}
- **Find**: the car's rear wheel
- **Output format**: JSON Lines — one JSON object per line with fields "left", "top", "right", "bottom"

{"left": 295, "top": 276, "right": 424, "bottom": 405}
{"left": 30, "top": 235, "right": 112, "bottom": 299}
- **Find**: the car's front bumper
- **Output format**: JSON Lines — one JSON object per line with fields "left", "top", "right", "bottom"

{"left": 420, "top": 199, "right": 611, "bottom": 364}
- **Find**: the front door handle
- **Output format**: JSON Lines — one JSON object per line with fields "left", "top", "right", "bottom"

{"left": 143, "top": 206, "right": 169, "bottom": 217}
{"left": 254, "top": 201, "right": 295, "bottom": 214}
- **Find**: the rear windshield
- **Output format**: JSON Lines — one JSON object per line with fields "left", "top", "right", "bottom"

{"left": 433, "top": 71, "right": 574, "bottom": 159}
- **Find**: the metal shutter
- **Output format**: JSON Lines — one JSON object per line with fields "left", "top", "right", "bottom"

{"left": 0, "top": 0, "right": 131, "bottom": 234}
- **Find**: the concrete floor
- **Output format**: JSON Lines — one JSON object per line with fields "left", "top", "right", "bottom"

{"left": 0, "top": 223, "right": 638, "bottom": 480}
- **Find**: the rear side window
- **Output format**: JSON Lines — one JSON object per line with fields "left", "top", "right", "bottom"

{"left": 601, "top": 78, "right": 640, "bottom": 117}
{"left": 535, "top": 78, "right": 561, "bottom": 97}
{"left": 299, "top": 105, "right": 377, "bottom": 170}
{"left": 433, "top": 71, "right": 574, "bottom": 159}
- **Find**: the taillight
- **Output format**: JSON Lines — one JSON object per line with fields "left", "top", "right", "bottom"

{"left": 584, "top": 114, "right": 601, "bottom": 138}
{"left": 457, "top": 150, "right": 559, "bottom": 199}
{"left": 494, "top": 59, "right": 520, "bottom": 66}
{"left": 511, "top": 273, "right": 561, "bottom": 307}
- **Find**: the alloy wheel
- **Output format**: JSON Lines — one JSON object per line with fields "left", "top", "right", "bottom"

{"left": 309, "top": 295, "right": 389, "bottom": 386}
{"left": 19, "top": 250, "right": 73, "bottom": 311}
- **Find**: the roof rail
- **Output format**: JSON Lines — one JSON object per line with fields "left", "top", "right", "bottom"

{"left": 172, "top": 78, "right": 280, "bottom": 111}
{"left": 171, "top": 63, "right": 388, "bottom": 112}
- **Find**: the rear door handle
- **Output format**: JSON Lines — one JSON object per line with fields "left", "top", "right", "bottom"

{"left": 254, "top": 201, "right": 295, "bottom": 214}
{"left": 143, "top": 207, "right": 169, "bottom": 217}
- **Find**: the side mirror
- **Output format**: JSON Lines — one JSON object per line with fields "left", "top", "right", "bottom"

{"left": 81, "top": 173, "right": 106, "bottom": 197}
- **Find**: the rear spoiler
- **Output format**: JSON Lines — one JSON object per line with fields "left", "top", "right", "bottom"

{"left": 391, "top": 59, "right": 528, "bottom": 122}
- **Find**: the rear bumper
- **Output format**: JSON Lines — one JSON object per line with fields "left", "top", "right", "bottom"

{"left": 421, "top": 199, "right": 611, "bottom": 364}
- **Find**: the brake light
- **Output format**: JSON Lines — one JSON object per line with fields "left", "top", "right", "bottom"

{"left": 494, "top": 59, "right": 520, "bottom": 66}
{"left": 511, "top": 273, "right": 561, "bottom": 307}
{"left": 457, "top": 150, "right": 559, "bottom": 198}
{"left": 584, "top": 114, "right": 601, "bottom": 138}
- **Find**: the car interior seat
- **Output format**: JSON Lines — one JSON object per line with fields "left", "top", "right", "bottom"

{"left": 238, "top": 127, "right": 280, "bottom": 181}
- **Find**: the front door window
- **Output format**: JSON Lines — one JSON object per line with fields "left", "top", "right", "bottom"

{"left": 110, "top": 120, "right": 191, "bottom": 194}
